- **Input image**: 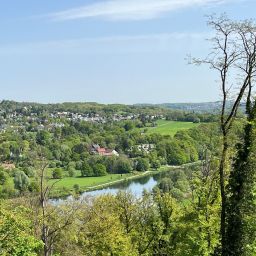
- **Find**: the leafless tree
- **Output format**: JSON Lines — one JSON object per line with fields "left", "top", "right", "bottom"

{"left": 30, "top": 147, "right": 82, "bottom": 256}
{"left": 192, "top": 14, "right": 256, "bottom": 255}
{"left": 223, "top": 20, "right": 256, "bottom": 256}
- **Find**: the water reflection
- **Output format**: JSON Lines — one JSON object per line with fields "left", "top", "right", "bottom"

{"left": 81, "top": 175, "right": 157, "bottom": 199}
{"left": 51, "top": 170, "right": 180, "bottom": 205}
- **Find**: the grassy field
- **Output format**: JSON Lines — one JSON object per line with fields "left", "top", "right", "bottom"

{"left": 49, "top": 173, "right": 133, "bottom": 192}
{"left": 144, "top": 120, "right": 200, "bottom": 136}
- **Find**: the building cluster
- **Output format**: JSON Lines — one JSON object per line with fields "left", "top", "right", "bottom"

{"left": 51, "top": 112, "right": 138, "bottom": 123}
{"left": 130, "top": 144, "right": 155, "bottom": 154}
{"left": 90, "top": 144, "right": 119, "bottom": 157}
{"left": 0, "top": 108, "right": 141, "bottom": 133}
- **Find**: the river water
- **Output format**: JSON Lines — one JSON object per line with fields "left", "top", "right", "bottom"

{"left": 51, "top": 171, "right": 175, "bottom": 204}
{"left": 83, "top": 174, "right": 158, "bottom": 198}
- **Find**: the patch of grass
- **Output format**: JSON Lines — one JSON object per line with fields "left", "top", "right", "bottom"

{"left": 144, "top": 120, "right": 200, "bottom": 136}
{"left": 49, "top": 173, "right": 133, "bottom": 192}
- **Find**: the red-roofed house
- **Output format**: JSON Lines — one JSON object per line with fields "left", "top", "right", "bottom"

{"left": 91, "top": 144, "right": 119, "bottom": 157}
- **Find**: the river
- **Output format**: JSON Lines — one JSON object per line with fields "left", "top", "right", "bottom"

{"left": 51, "top": 170, "right": 177, "bottom": 204}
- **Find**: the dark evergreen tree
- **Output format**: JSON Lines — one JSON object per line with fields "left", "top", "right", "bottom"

{"left": 225, "top": 102, "right": 256, "bottom": 256}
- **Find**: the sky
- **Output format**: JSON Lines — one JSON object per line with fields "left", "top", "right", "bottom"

{"left": 0, "top": 0, "right": 256, "bottom": 104}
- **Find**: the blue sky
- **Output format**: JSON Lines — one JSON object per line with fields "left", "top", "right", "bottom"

{"left": 0, "top": 0, "right": 255, "bottom": 104}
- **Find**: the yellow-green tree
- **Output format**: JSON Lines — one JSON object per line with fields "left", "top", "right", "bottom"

{"left": 0, "top": 202, "right": 43, "bottom": 256}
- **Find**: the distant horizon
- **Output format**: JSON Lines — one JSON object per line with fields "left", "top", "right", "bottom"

{"left": 0, "top": 98, "right": 224, "bottom": 106}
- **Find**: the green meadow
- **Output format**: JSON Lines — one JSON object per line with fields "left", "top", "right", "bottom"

{"left": 144, "top": 120, "right": 200, "bottom": 136}
{"left": 49, "top": 173, "right": 133, "bottom": 193}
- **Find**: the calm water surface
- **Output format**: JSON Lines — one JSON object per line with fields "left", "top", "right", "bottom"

{"left": 51, "top": 170, "right": 177, "bottom": 204}
{"left": 83, "top": 175, "right": 157, "bottom": 198}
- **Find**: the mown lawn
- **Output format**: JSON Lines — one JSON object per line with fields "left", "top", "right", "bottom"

{"left": 144, "top": 120, "right": 200, "bottom": 136}
{"left": 49, "top": 173, "right": 133, "bottom": 191}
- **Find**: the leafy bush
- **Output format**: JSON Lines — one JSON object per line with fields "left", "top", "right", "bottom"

{"left": 52, "top": 168, "right": 63, "bottom": 179}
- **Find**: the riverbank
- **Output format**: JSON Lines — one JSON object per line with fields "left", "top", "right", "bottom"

{"left": 49, "top": 161, "right": 201, "bottom": 198}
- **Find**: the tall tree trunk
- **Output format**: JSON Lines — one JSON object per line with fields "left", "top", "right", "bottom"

{"left": 219, "top": 138, "right": 228, "bottom": 255}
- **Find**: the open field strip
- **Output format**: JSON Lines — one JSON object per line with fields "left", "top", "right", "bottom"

{"left": 145, "top": 120, "right": 200, "bottom": 136}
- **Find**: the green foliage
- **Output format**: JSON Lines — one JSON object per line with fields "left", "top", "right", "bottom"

{"left": 0, "top": 169, "right": 9, "bottom": 185}
{"left": 28, "top": 180, "right": 40, "bottom": 193}
{"left": 68, "top": 167, "right": 76, "bottom": 177}
{"left": 78, "top": 195, "right": 137, "bottom": 256}
{"left": 166, "top": 140, "right": 187, "bottom": 165}
{"left": 0, "top": 142, "right": 10, "bottom": 161}
{"left": 135, "top": 157, "right": 150, "bottom": 172}
{"left": 14, "top": 171, "right": 30, "bottom": 193}
{"left": 157, "top": 177, "right": 174, "bottom": 193}
{"left": 52, "top": 168, "right": 63, "bottom": 179}
{"left": 73, "top": 184, "right": 80, "bottom": 193}
{"left": 115, "top": 158, "right": 133, "bottom": 173}
{"left": 151, "top": 159, "right": 161, "bottom": 170}
{"left": 124, "top": 121, "right": 135, "bottom": 131}
{"left": 23, "top": 167, "right": 35, "bottom": 178}
{"left": 0, "top": 202, "right": 43, "bottom": 256}
{"left": 226, "top": 109, "right": 256, "bottom": 256}
{"left": 81, "top": 162, "right": 94, "bottom": 177}
{"left": 36, "top": 130, "right": 51, "bottom": 146}
{"left": 93, "top": 163, "right": 107, "bottom": 176}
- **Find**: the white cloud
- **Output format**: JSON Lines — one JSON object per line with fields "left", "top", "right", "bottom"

{"left": 49, "top": 0, "right": 228, "bottom": 21}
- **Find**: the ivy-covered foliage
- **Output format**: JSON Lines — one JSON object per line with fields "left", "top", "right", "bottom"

{"left": 0, "top": 202, "right": 43, "bottom": 256}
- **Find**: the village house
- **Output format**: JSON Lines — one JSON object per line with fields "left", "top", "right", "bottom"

{"left": 90, "top": 144, "right": 119, "bottom": 157}
{"left": 137, "top": 144, "right": 155, "bottom": 153}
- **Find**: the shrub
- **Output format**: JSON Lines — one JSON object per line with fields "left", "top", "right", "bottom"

{"left": 52, "top": 168, "right": 63, "bottom": 179}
